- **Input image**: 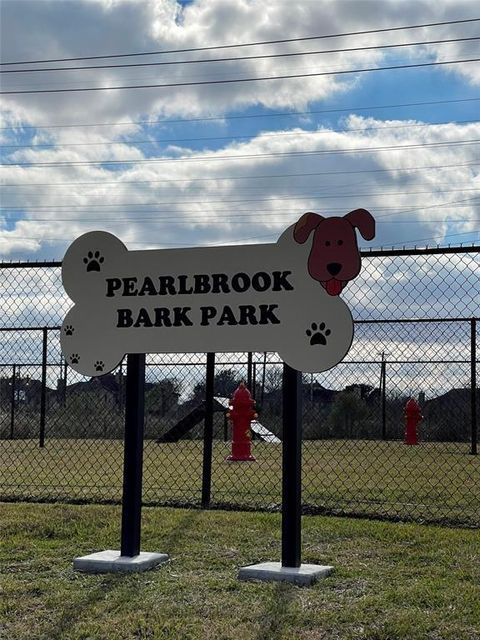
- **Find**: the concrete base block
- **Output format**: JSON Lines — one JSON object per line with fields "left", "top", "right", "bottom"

{"left": 73, "top": 549, "right": 169, "bottom": 573}
{"left": 238, "top": 561, "right": 333, "bottom": 586}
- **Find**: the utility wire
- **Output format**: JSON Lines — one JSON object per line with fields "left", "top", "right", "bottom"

{"left": 3, "top": 36, "right": 479, "bottom": 74}
{"left": 3, "top": 186, "right": 477, "bottom": 209}
{"left": 380, "top": 229, "right": 480, "bottom": 248}
{"left": 1, "top": 119, "right": 478, "bottom": 150}
{"left": 2, "top": 97, "right": 478, "bottom": 131}
{"left": 2, "top": 138, "right": 478, "bottom": 167}
{"left": 3, "top": 202, "right": 479, "bottom": 218}
{"left": 2, "top": 179, "right": 477, "bottom": 201}
{"left": 3, "top": 16, "right": 479, "bottom": 65}
{"left": 3, "top": 195, "right": 478, "bottom": 224}
{"left": 3, "top": 212, "right": 478, "bottom": 224}
{"left": 2, "top": 229, "right": 478, "bottom": 250}
{"left": 2, "top": 57, "right": 478, "bottom": 94}
{"left": 3, "top": 188, "right": 479, "bottom": 211}
{"left": 2, "top": 161, "right": 478, "bottom": 189}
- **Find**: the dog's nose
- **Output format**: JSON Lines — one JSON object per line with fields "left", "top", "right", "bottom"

{"left": 327, "top": 262, "right": 342, "bottom": 276}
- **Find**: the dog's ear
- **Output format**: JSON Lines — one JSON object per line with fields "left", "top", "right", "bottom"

{"left": 294, "top": 212, "right": 324, "bottom": 244}
{"left": 344, "top": 208, "right": 375, "bottom": 240}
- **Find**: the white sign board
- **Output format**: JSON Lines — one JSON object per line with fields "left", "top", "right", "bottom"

{"left": 61, "top": 209, "right": 375, "bottom": 376}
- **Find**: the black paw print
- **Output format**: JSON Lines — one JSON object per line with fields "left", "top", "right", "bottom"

{"left": 64, "top": 325, "right": 74, "bottom": 336}
{"left": 306, "top": 322, "right": 331, "bottom": 346}
{"left": 95, "top": 361, "right": 104, "bottom": 372}
{"left": 83, "top": 250, "right": 104, "bottom": 272}
{"left": 70, "top": 353, "right": 80, "bottom": 364}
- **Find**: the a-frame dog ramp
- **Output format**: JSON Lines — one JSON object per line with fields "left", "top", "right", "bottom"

{"left": 250, "top": 420, "right": 281, "bottom": 443}
{"left": 213, "top": 397, "right": 281, "bottom": 444}
{"left": 156, "top": 398, "right": 226, "bottom": 442}
{"left": 157, "top": 397, "right": 280, "bottom": 443}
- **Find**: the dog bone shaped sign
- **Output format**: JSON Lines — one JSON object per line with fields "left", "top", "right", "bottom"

{"left": 61, "top": 209, "right": 375, "bottom": 376}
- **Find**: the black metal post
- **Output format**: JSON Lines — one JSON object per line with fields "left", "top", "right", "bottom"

{"left": 252, "top": 363, "right": 257, "bottom": 399}
{"left": 39, "top": 328, "right": 47, "bottom": 448}
{"left": 118, "top": 360, "right": 123, "bottom": 412}
{"left": 381, "top": 355, "right": 387, "bottom": 440}
{"left": 261, "top": 352, "right": 267, "bottom": 406}
{"left": 63, "top": 359, "right": 68, "bottom": 407}
{"left": 9, "top": 364, "right": 16, "bottom": 439}
{"left": 247, "top": 352, "right": 253, "bottom": 391}
{"left": 223, "top": 411, "right": 228, "bottom": 442}
{"left": 471, "top": 319, "right": 477, "bottom": 456}
{"left": 120, "top": 353, "right": 146, "bottom": 557}
{"left": 281, "top": 363, "right": 302, "bottom": 568}
{"left": 201, "top": 352, "right": 215, "bottom": 508}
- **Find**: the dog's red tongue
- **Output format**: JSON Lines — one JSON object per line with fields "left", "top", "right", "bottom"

{"left": 325, "top": 279, "right": 344, "bottom": 296}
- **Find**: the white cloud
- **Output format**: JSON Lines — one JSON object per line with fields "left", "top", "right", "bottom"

{"left": 0, "top": 115, "right": 478, "bottom": 258}
{"left": 1, "top": 0, "right": 479, "bottom": 259}
{"left": 2, "top": 0, "right": 478, "bottom": 130}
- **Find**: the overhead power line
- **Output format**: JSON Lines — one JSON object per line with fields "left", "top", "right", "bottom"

{"left": 5, "top": 202, "right": 478, "bottom": 222}
{"left": 3, "top": 187, "right": 479, "bottom": 212}
{"left": 3, "top": 36, "right": 479, "bottom": 74}
{"left": 2, "top": 161, "right": 478, "bottom": 189}
{"left": 2, "top": 198, "right": 479, "bottom": 223}
{"left": 3, "top": 214, "right": 479, "bottom": 224}
{"left": 382, "top": 229, "right": 480, "bottom": 248}
{"left": 2, "top": 138, "right": 478, "bottom": 167}
{"left": 2, "top": 118, "right": 477, "bottom": 150}
{"left": 1, "top": 230, "right": 478, "bottom": 250}
{"left": 3, "top": 194, "right": 478, "bottom": 224}
{"left": 2, "top": 17, "right": 479, "bottom": 65}
{"left": 0, "top": 181, "right": 480, "bottom": 213}
{"left": 3, "top": 201, "right": 479, "bottom": 219}
{"left": 2, "top": 97, "right": 478, "bottom": 131}
{"left": 2, "top": 57, "right": 479, "bottom": 95}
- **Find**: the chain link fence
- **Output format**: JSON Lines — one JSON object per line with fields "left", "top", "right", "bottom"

{"left": 0, "top": 247, "right": 478, "bottom": 526}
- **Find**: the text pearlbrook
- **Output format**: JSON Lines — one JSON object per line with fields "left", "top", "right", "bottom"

{"left": 105, "top": 271, "right": 294, "bottom": 297}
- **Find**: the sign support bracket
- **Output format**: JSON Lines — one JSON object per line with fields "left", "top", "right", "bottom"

{"left": 238, "top": 364, "right": 334, "bottom": 585}
{"left": 73, "top": 353, "right": 169, "bottom": 573}
{"left": 120, "top": 353, "right": 146, "bottom": 557}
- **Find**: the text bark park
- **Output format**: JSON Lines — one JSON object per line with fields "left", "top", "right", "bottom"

{"left": 105, "top": 271, "right": 294, "bottom": 328}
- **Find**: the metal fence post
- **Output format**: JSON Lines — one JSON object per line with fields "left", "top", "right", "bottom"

{"left": 281, "top": 363, "right": 302, "bottom": 568}
{"left": 39, "top": 328, "right": 47, "bottom": 448}
{"left": 9, "top": 364, "right": 16, "bottom": 439}
{"left": 381, "top": 355, "right": 387, "bottom": 440}
{"left": 471, "top": 319, "right": 477, "bottom": 456}
{"left": 118, "top": 360, "right": 123, "bottom": 412}
{"left": 247, "top": 352, "right": 253, "bottom": 390}
{"left": 201, "top": 352, "right": 215, "bottom": 508}
{"left": 63, "top": 358, "right": 68, "bottom": 407}
{"left": 260, "top": 352, "right": 267, "bottom": 406}
{"left": 120, "top": 353, "right": 146, "bottom": 557}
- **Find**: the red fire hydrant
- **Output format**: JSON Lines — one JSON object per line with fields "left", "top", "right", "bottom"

{"left": 404, "top": 398, "right": 422, "bottom": 445}
{"left": 226, "top": 382, "right": 257, "bottom": 462}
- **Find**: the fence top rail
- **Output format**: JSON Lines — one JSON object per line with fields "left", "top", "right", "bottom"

{"left": 1, "top": 318, "right": 478, "bottom": 333}
{"left": 0, "top": 260, "right": 60, "bottom": 268}
{"left": 356, "top": 317, "right": 480, "bottom": 324}
{"left": 360, "top": 244, "right": 480, "bottom": 257}
{"left": 0, "top": 326, "right": 59, "bottom": 332}
{"left": 0, "top": 245, "right": 479, "bottom": 269}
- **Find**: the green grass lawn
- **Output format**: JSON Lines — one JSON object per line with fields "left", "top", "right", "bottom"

{"left": 1, "top": 439, "right": 478, "bottom": 525}
{"left": 0, "top": 502, "right": 479, "bottom": 640}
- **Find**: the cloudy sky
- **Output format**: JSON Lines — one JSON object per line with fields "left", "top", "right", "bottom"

{"left": 1, "top": 0, "right": 479, "bottom": 260}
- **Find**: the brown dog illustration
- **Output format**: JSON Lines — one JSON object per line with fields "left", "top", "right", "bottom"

{"left": 293, "top": 208, "right": 375, "bottom": 296}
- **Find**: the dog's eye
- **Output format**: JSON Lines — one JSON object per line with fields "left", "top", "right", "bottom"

{"left": 337, "top": 240, "right": 343, "bottom": 246}
{"left": 325, "top": 241, "right": 331, "bottom": 246}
